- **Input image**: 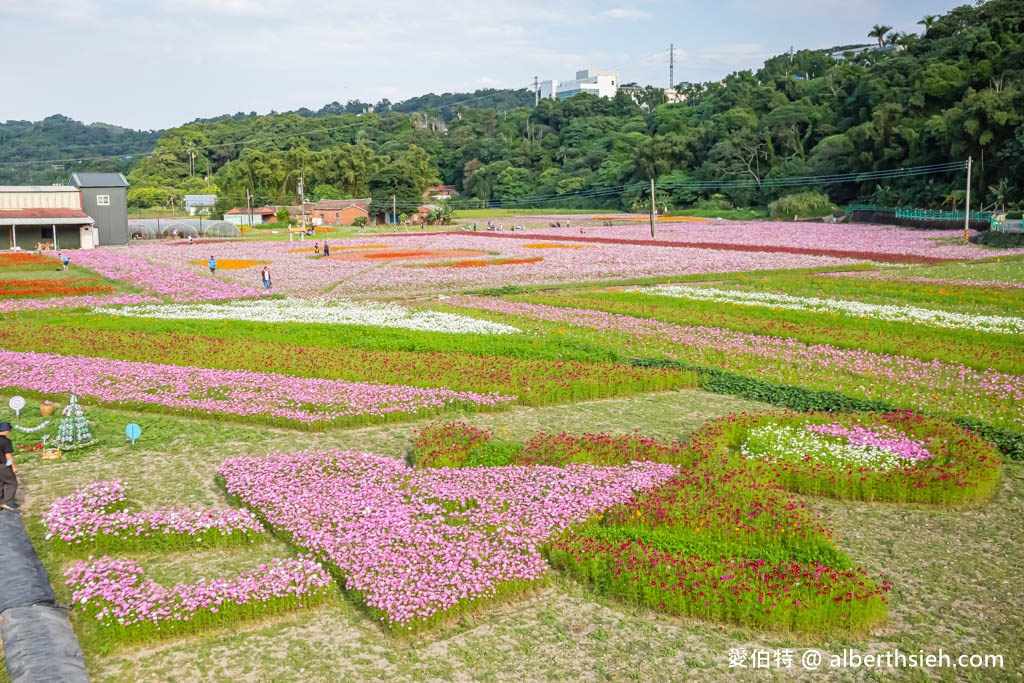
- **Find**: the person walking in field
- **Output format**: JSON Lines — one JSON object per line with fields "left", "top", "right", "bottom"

{"left": 208, "top": 256, "right": 217, "bottom": 274}
{"left": 314, "top": 242, "right": 320, "bottom": 255}
{"left": 261, "top": 265, "right": 272, "bottom": 291}
{"left": 0, "top": 422, "right": 18, "bottom": 512}
{"left": 323, "top": 242, "right": 330, "bottom": 257}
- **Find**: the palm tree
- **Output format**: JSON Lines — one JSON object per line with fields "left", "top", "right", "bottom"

{"left": 918, "top": 15, "right": 938, "bottom": 34}
{"left": 988, "top": 178, "right": 1011, "bottom": 213}
{"left": 868, "top": 24, "right": 893, "bottom": 48}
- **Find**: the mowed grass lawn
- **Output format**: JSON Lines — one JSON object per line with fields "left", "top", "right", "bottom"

{"left": 3, "top": 388, "right": 1022, "bottom": 682}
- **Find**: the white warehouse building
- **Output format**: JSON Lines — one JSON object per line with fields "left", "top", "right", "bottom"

{"left": 540, "top": 69, "right": 620, "bottom": 100}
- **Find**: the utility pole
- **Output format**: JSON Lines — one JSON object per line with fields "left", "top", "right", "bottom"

{"left": 669, "top": 44, "right": 675, "bottom": 91}
{"left": 392, "top": 195, "right": 397, "bottom": 225}
{"left": 534, "top": 76, "right": 539, "bottom": 106}
{"left": 964, "top": 156, "right": 973, "bottom": 244}
{"left": 650, "top": 177, "right": 657, "bottom": 239}
{"left": 298, "top": 175, "right": 305, "bottom": 229}
{"left": 247, "top": 188, "right": 253, "bottom": 230}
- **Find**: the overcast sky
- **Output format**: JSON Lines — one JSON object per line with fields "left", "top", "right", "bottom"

{"left": 0, "top": 0, "right": 966, "bottom": 130}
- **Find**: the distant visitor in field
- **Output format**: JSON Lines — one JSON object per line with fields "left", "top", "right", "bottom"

{"left": 314, "top": 242, "right": 320, "bottom": 255}
{"left": 261, "top": 265, "right": 272, "bottom": 291}
{"left": 0, "top": 422, "right": 17, "bottom": 512}
{"left": 208, "top": 256, "right": 217, "bottom": 274}
{"left": 323, "top": 243, "right": 330, "bottom": 257}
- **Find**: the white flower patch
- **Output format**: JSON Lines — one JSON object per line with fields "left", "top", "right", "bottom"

{"left": 741, "top": 425, "right": 917, "bottom": 470}
{"left": 639, "top": 285, "right": 1024, "bottom": 336}
{"left": 93, "top": 299, "right": 522, "bottom": 335}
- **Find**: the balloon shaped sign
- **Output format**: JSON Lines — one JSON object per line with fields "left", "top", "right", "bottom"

{"left": 8, "top": 396, "right": 25, "bottom": 418}
{"left": 125, "top": 423, "right": 142, "bottom": 446}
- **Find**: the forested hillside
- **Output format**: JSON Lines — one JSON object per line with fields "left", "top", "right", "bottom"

{"left": 0, "top": 115, "right": 161, "bottom": 185}
{"left": 8, "top": 0, "right": 1022, "bottom": 215}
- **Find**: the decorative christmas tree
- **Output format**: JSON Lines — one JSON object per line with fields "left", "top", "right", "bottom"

{"left": 53, "top": 394, "right": 97, "bottom": 451}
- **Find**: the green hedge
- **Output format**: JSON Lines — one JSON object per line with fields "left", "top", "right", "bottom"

{"left": 632, "top": 357, "right": 1024, "bottom": 460}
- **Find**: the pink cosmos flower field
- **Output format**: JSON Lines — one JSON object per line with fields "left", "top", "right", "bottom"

{"left": 528, "top": 220, "right": 1018, "bottom": 260}
{"left": 218, "top": 449, "right": 677, "bottom": 629}
{"left": 0, "top": 349, "right": 514, "bottom": 425}
{"left": 115, "top": 234, "right": 859, "bottom": 299}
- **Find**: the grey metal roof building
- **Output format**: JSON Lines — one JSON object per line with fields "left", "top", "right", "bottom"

{"left": 0, "top": 186, "right": 96, "bottom": 250}
{"left": 69, "top": 172, "right": 130, "bottom": 246}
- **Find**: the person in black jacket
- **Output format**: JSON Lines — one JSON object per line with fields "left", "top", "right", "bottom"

{"left": 0, "top": 422, "right": 17, "bottom": 511}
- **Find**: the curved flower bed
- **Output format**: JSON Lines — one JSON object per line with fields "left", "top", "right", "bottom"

{"left": 65, "top": 556, "right": 331, "bottom": 643}
{"left": 217, "top": 449, "right": 677, "bottom": 630}
{"left": 44, "top": 481, "right": 265, "bottom": 552}
{"left": 693, "top": 412, "right": 1002, "bottom": 505}
{"left": 414, "top": 422, "right": 891, "bottom": 633}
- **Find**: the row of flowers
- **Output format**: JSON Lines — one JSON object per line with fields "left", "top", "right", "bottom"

{"left": 93, "top": 298, "right": 522, "bottom": 335}
{"left": 412, "top": 422, "right": 693, "bottom": 469}
{"left": 0, "top": 349, "right": 515, "bottom": 427}
{"left": 640, "top": 285, "right": 1024, "bottom": 335}
{"left": 43, "top": 480, "right": 264, "bottom": 552}
{"left": 821, "top": 270, "right": 1024, "bottom": 290}
{"left": 0, "top": 293, "right": 161, "bottom": 314}
{"left": 449, "top": 296, "right": 1024, "bottom": 429}
{"left": 65, "top": 556, "right": 332, "bottom": 642}
{"left": 0, "top": 321, "right": 694, "bottom": 407}
{"left": 0, "top": 279, "right": 113, "bottom": 299}
{"left": 217, "top": 449, "right": 677, "bottom": 630}
{"left": 528, "top": 221, "right": 1017, "bottom": 261}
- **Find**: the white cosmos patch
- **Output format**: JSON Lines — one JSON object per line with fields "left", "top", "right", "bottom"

{"left": 93, "top": 299, "right": 522, "bottom": 335}
{"left": 639, "top": 285, "right": 1024, "bottom": 336}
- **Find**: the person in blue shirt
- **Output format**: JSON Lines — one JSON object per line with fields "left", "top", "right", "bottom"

{"left": 208, "top": 256, "right": 217, "bottom": 274}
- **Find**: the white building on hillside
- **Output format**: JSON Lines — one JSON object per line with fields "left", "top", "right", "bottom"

{"left": 540, "top": 69, "right": 620, "bottom": 100}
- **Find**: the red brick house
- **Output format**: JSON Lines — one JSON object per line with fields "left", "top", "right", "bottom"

{"left": 290, "top": 199, "right": 371, "bottom": 226}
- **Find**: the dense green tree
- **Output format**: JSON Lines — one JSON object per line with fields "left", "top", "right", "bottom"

{"left": 13, "top": 0, "right": 1019, "bottom": 214}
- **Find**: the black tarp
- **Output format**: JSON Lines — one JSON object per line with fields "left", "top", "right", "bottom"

{"left": 0, "top": 508, "right": 89, "bottom": 682}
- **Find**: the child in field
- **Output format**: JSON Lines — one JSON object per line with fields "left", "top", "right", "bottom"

{"left": 208, "top": 256, "right": 217, "bottom": 274}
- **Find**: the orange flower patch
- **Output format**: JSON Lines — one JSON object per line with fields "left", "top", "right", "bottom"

{"left": 658, "top": 215, "right": 708, "bottom": 222}
{"left": 0, "top": 253, "right": 55, "bottom": 268}
{"left": 523, "top": 243, "right": 594, "bottom": 250}
{"left": 0, "top": 279, "right": 114, "bottom": 298}
{"left": 313, "top": 227, "right": 333, "bottom": 233}
{"left": 188, "top": 259, "right": 269, "bottom": 270}
{"left": 289, "top": 244, "right": 387, "bottom": 254}
{"left": 420, "top": 257, "right": 544, "bottom": 269}
{"left": 330, "top": 249, "right": 488, "bottom": 262}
